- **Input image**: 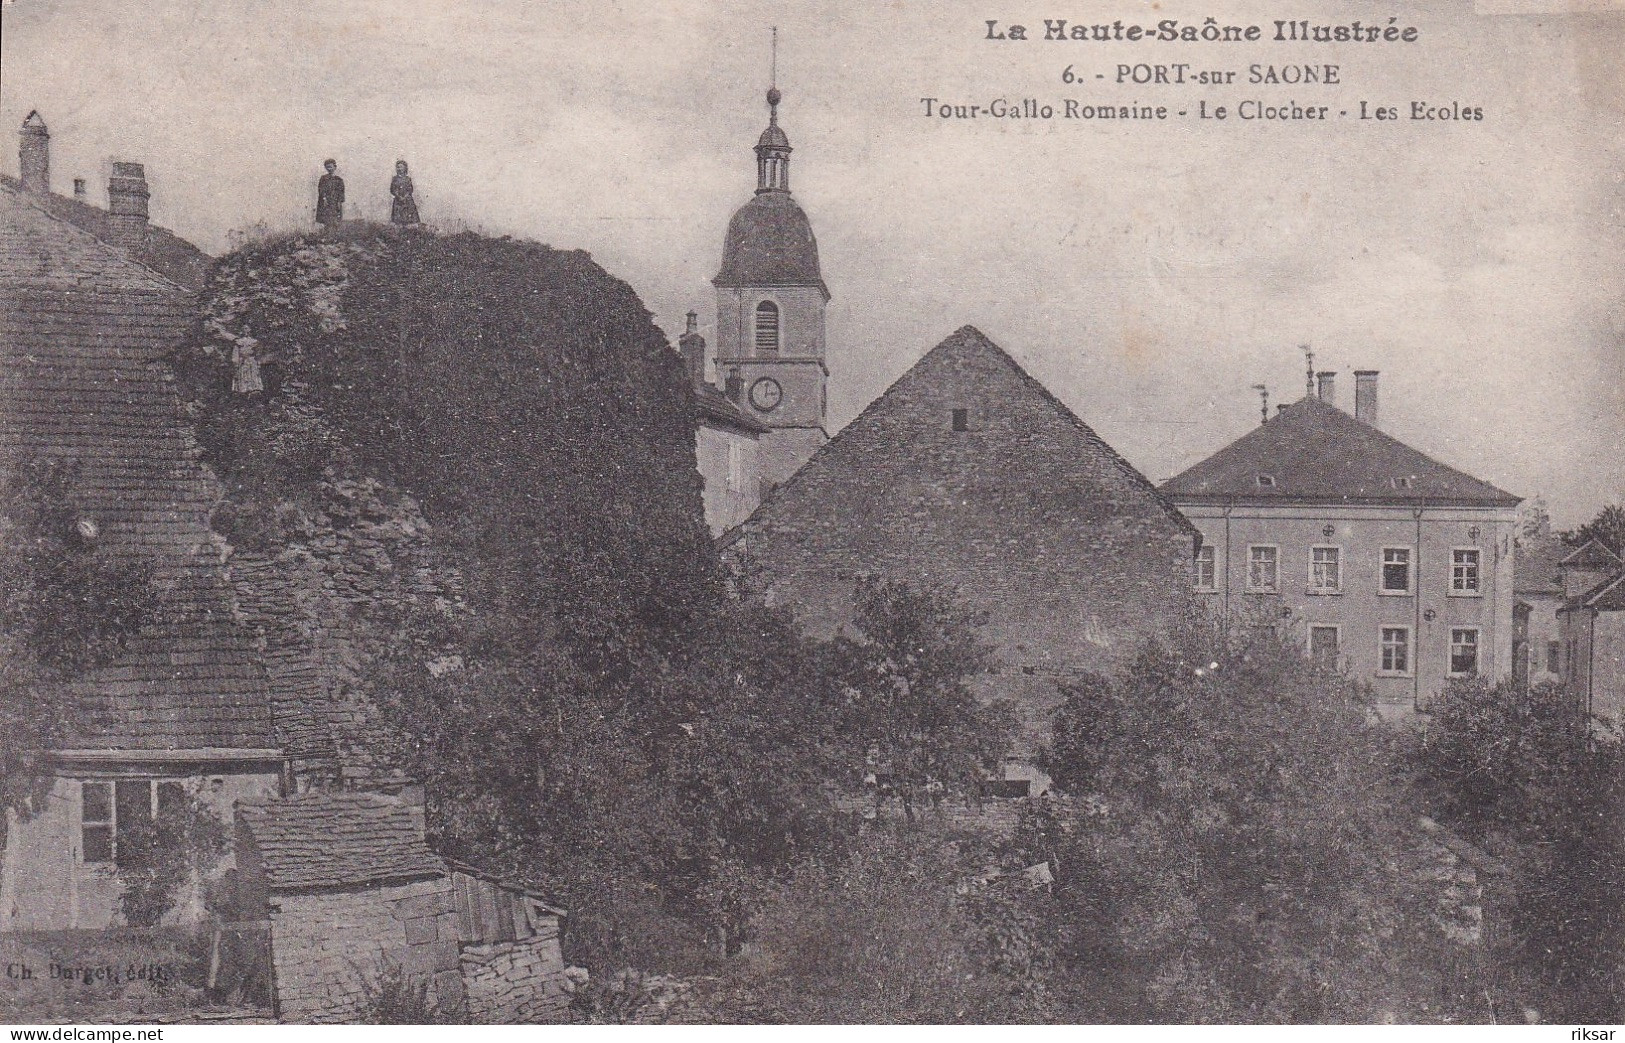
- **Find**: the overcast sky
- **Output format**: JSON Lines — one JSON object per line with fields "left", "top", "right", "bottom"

{"left": 4, "top": 0, "right": 1621, "bottom": 526}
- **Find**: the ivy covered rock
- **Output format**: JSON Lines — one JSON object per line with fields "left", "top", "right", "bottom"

{"left": 170, "top": 227, "right": 718, "bottom": 785}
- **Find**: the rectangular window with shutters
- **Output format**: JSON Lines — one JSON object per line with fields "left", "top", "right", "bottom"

{"left": 1193, "top": 545, "right": 1216, "bottom": 592}
{"left": 1380, "top": 547, "right": 1413, "bottom": 594}
{"left": 1449, "top": 628, "right": 1480, "bottom": 677}
{"left": 1379, "top": 626, "right": 1412, "bottom": 676}
{"left": 1309, "top": 546, "right": 1341, "bottom": 593}
{"left": 1451, "top": 548, "right": 1482, "bottom": 595}
{"left": 1247, "top": 545, "right": 1279, "bottom": 594}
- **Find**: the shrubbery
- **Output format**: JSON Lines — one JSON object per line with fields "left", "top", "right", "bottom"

{"left": 1418, "top": 679, "right": 1624, "bottom": 1022}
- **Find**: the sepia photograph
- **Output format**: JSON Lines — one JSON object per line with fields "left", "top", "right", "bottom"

{"left": 0, "top": 0, "right": 1621, "bottom": 1030}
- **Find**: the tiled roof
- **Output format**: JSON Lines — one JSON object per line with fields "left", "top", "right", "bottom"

{"left": 713, "top": 190, "right": 828, "bottom": 296}
{"left": 695, "top": 382, "right": 769, "bottom": 435}
{"left": 1580, "top": 572, "right": 1625, "bottom": 612}
{"left": 1559, "top": 538, "right": 1622, "bottom": 570}
{"left": 1159, "top": 396, "right": 1519, "bottom": 507}
{"left": 724, "top": 324, "right": 1197, "bottom": 546}
{"left": 0, "top": 181, "right": 276, "bottom": 753}
{"left": 237, "top": 792, "right": 446, "bottom": 891}
{"left": 0, "top": 174, "right": 211, "bottom": 290}
{"left": 1514, "top": 534, "right": 1567, "bottom": 597}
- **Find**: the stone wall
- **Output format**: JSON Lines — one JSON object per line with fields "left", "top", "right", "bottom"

{"left": 459, "top": 930, "right": 569, "bottom": 1024}
{"left": 724, "top": 327, "right": 1197, "bottom": 748}
{"left": 269, "top": 877, "right": 461, "bottom": 1023}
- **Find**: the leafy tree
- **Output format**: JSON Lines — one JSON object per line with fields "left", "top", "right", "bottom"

{"left": 117, "top": 786, "right": 229, "bottom": 928}
{"left": 1418, "top": 679, "right": 1624, "bottom": 1022}
{"left": 1040, "top": 620, "right": 1474, "bottom": 1022}
{"left": 0, "top": 457, "right": 156, "bottom": 826}
{"left": 1563, "top": 503, "right": 1625, "bottom": 556}
{"left": 828, "top": 578, "right": 1013, "bottom": 818}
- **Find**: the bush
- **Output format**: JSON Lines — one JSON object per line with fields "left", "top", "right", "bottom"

{"left": 1418, "top": 678, "right": 1624, "bottom": 1022}
{"left": 1040, "top": 619, "right": 1472, "bottom": 1022}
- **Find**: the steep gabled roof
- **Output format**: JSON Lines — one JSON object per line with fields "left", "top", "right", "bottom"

{"left": 237, "top": 792, "right": 445, "bottom": 891}
{"left": 0, "top": 181, "right": 276, "bottom": 754}
{"left": 0, "top": 173, "right": 211, "bottom": 290}
{"left": 1559, "top": 538, "right": 1622, "bottom": 570}
{"left": 724, "top": 324, "right": 1195, "bottom": 546}
{"left": 1579, "top": 572, "right": 1625, "bottom": 612}
{"left": 1159, "top": 396, "right": 1519, "bottom": 507}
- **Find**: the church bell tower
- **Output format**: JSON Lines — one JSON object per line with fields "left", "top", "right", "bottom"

{"left": 712, "top": 52, "right": 830, "bottom": 493}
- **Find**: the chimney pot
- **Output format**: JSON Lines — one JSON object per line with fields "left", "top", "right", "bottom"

{"left": 1354, "top": 370, "right": 1379, "bottom": 426}
{"left": 106, "top": 162, "right": 150, "bottom": 248}
{"left": 73, "top": 178, "right": 87, "bottom": 200}
{"left": 19, "top": 111, "right": 49, "bottom": 194}
{"left": 724, "top": 366, "right": 744, "bottom": 403}
{"left": 1315, "top": 370, "right": 1337, "bottom": 406}
{"left": 679, "top": 310, "right": 708, "bottom": 388}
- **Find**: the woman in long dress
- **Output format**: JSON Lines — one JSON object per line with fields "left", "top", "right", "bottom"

{"left": 390, "top": 160, "right": 420, "bottom": 226}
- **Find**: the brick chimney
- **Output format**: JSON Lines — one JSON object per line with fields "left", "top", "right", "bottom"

{"left": 106, "top": 162, "right": 150, "bottom": 248}
{"left": 1354, "top": 370, "right": 1379, "bottom": 426}
{"left": 19, "top": 112, "right": 49, "bottom": 194}
{"left": 678, "top": 310, "right": 707, "bottom": 388}
{"left": 724, "top": 365, "right": 744, "bottom": 404}
{"left": 1316, "top": 371, "right": 1337, "bottom": 406}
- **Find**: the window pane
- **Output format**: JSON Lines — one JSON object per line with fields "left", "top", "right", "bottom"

{"left": 82, "top": 825, "right": 113, "bottom": 864}
{"left": 1382, "top": 549, "right": 1411, "bottom": 591}
{"left": 157, "top": 781, "right": 186, "bottom": 815}
{"left": 1381, "top": 628, "right": 1409, "bottom": 673}
{"left": 1312, "top": 547, "right": 1340, "bottom": 590}
{"left": 81, "top": 781, "right": 111, "bottom": 823}
{"left": 1249, "top": 547, "right": 1277, "bottom": 591}
{"left": 1452, "top": 550, "right": 1480, "bottom": 591}
{"left": 1451, "top": 630, "right": 1479, "bottom": 676}
{"left": 116, "top": 780, "right": 154, "bottom": 826}
{"left": 1310, "top": 627, "right": 1339, "bottom": 668}
{"left": 1547, "top": 641, "right": 1562, "bottom": 674}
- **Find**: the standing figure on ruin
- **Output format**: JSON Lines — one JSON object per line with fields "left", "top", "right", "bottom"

{"left": 389, "top": 160, "right": 420, "bottom": 226}
{"left": 315, "top": 159, "right": 345, "bottom": 227}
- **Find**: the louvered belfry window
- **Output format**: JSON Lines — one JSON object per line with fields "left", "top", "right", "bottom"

{"left": 755, "top": 301, "right": 780, "bottom": 352}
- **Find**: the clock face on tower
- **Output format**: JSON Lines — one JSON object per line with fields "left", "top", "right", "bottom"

{"left": 749, "top": 376, "right": 784, "bottom": 412}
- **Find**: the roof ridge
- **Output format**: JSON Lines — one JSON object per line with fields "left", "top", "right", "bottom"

{"left": 721, "top": 324, "right": 1196, "bottom": 546}
{"left": 1560, "top": 538, "right": 1623, "bottom": 567}
{"left": 1161, "top": 390, "right": 1518, "bottom": 506}
{"left": 0, "top": 178, "right": 191, "bottom": 294}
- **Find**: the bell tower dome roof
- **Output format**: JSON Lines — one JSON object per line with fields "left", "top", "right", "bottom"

{"left": 713, "top": 78, "right": 828, "bottom": 298}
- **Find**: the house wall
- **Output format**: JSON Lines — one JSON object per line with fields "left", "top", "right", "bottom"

{"left": 1591, "top": 613, "right": 1625, "bottom": 727}
{"left": 1566, "top": 609, "right": 1625, "bottom": 729}
{"left": 1518, "top": 593, "right": 1566, "bottom": 688}
{"left": 0, "top": 769, "right": 278, "bottom": 932}
{"left": 268, "top": 877, "right": 462, "bottom": 1023}
{"left": 459, "top": 930, "right": 569, "bottom": 1023}
{"left": 695, "top": 423, "right": 761, "bottom": 536}
{"left": 1177, "top": 503, "right": 1518, "bottom": 712}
